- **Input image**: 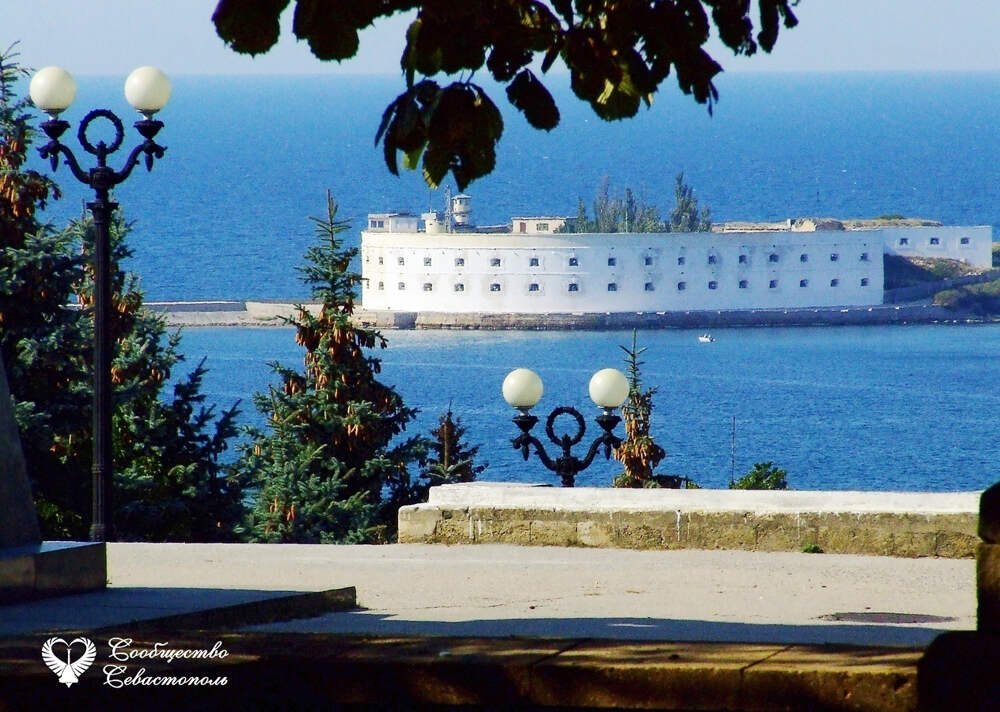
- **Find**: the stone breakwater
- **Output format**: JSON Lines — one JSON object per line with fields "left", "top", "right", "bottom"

{"left": 148, "top": 301, "right": 982, "bottom": 329}
{"left": 398, "top": 483, "right": 981, "bottom": 558}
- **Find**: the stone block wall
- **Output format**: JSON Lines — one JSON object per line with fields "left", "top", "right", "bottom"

{"left": 398, "top": 486, "right": 980, "bottom": 558}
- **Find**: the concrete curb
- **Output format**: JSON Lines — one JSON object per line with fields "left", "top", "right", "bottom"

{"left": 106, "top": 586, "right": 357, "bottom": 633}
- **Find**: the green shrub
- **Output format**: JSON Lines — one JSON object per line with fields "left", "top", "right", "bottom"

{"left": 933, "top": 279, "right": 1000, "bottom": 314}
{"left": 730, "top": 462, "right": 788, "bottom": 490}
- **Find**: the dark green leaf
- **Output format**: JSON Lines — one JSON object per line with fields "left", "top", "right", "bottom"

{"left": 212, "top": 0, "right": 289, "bottom": 56}
{"left": 421, "top": 145, "right": 451, "bottom": 189}
{"left": 506, "top": 69, "right": 560, "bottom": 130}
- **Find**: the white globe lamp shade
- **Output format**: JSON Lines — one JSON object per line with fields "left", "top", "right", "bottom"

{"left": 588, "top": 368, "right": 629, "bottom": 409}
{"left": 29, "top": 67, "right": 76, "bottom": 116}
{"left": 502, "top": 368, "right": 543, "bottom": 409}
{"left": 124, "top": 66, "right": 171, "bottom": 116}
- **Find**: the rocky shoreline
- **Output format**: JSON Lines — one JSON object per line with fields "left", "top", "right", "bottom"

{"left": 147, "top": 300, "right": 990, "bottom": 329}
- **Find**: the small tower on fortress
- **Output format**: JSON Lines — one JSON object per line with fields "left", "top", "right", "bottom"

{"left": 451, "top": 194, "right": 472, "bottom": 228}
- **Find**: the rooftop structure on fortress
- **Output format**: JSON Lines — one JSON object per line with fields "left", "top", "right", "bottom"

{"left": 366, "top": 194, "right": 951, "bottom": 238}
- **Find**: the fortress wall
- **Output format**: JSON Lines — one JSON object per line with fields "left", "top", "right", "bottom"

{"left": 360, "top": 231, "right": 884, "bottom": 313}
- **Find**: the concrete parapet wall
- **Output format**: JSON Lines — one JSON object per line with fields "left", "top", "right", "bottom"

{"left": 399, "top": 484, "right": 979, "bottom": 558}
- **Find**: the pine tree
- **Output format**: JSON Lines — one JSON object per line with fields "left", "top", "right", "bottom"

{"left": 1, "top": 46, "right": 243, "bottom": 540}
{"left": 613, "top": 330, "right": 666, "bottom": 488}
{"left": 238, "top": 192, "right": 427, "bottom": 543}
{"left": 669, "top": 172, "right": 712, "bottom": 232}
{"left": 423, "top": 406, "right": 487, "bottom": 486}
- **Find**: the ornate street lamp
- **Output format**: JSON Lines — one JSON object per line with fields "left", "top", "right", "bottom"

{"left": 29, "top": 66, "right": 171, "bottom": 542}
{"left": 503, "top": 367, "right": 629, "bottom": 487}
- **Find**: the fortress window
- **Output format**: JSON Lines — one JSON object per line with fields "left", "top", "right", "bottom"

{"left": 769, "top": 280, "right": 778, "bottom": 289}
{"left": 378, "top": 282, "right": 384, "bottom": 290}
{"left": 378, "top": 256, "right": 383, "bottom": 265}
{"left": 830, "top": 253, "right": 839, "bottom": 262}
{"left": 536, "top": 222, "right": 549, "bottom": 232}
{"left": 899, "top": 237, "right": 909, "bottom": 246}
{"left": 708, "top": 281, "right": 718, "bottom": 290}
{"left": 677, "top": 256, "right": 685, "bottom": 266}
{"left": 529, "top": 257, "right": 540, "bottom": 267}
{"left": 930, "top": 237, "right": 940, "bottom": 245}
{"left": 398, "top": 282, "right": 406, "bottom": 290}
{"left": 646, "top": 283, "right": 656, "bottom": 292}
{"left": 644, "top": 256, "right": 653, "bottom": 266}
{"left": 370, "top": 220, "right": 376, "bottom": 228}
{"left": 708, "top": 255, "right": 717, "bottom": 265}
{"left": 423, "top": 283, "right": 433, "bottom": 291}
{"left": 377, "top": 220, "right": 385, "bottom": 228}
{"left": 961, "top": 237, "right": 971, "bottom": 245}
{"left": 529, "top": 283, "right": 540, "bottom": 292}
{"left": 455, "top": 257, "right": 465, "bottom": 267}
{"left": 860, "top": 252, "right": 870, "bottom": 261}
{"left": 397, "top": 257, "right": 405, "bottom": 266}
{"left": 799, "top": 279, "right": 809, "bottom": 288}
{"left": 454, "top": 283, "right": 465, "bottom": 292}
{"left": 739, "top": 254, "right": 748, "bottom": 264}
{"left": 861, "top": 278, "right": 870, "bottom": 287}
{"left": 739, "top": 280, "right": 748, "bottom": 289}
{"left": 607, "top": 283, "right": 618, "bottom": 292}
{"left": 568, "top": 257, "right": 579, "bottom": 267}
{"left": 608, "top": 257, "right": 617, "bottom": 266}
{"left": 769, "top": 254, "right": 779, "bottom": 263}
{"left": 675, "top": 282, "right": 685, "bottom": 291}
{"left": 490, "top": 258, "right": 502, "bottom": 267}
{"left": 568, "top": 283, "right": 579, "bottom": 292}
{"left": 800, "top": 254, "right": 808, "bottom": 262}
{"left": 830, "top": 278, "right": 840, "bottom": 287}
{"left": 423, "top": 257, "right": 432, "bottom": 267}
{"left": 490, "top": 283, "right": 502, "bottom": 292}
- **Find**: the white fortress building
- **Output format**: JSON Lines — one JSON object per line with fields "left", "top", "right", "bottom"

{"left": 360, "top": 196, "right": 992, "bottom": 314}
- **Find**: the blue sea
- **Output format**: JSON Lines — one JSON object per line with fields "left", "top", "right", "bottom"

{"left": 27, "top": 72, "right": 1000, "bottom": 492}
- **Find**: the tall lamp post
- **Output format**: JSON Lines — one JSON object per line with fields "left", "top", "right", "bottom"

{"left": 503, "top": 367, "right": 629, "bottom": 487}
{"left": 29, "top": 66, "right": 171, "bottom": 542}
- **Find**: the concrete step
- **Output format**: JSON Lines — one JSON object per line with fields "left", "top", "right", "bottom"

{"left": 0, "top": 633, "right": 922, "bottom": 711}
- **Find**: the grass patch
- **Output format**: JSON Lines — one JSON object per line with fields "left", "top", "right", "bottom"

{"left": 884, "top": 254, "right": 983, "bottom": 289}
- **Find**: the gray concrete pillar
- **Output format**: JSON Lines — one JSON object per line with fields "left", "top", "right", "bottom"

{"left": 0, "top": 351, "right": 40, "bottom": 547}
{"left": 977, "top": 482, "right": 1000, "bottom": 632}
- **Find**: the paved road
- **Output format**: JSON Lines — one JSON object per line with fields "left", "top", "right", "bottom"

{"left": 101, "top": 543, "right": 976, "bottom": 647}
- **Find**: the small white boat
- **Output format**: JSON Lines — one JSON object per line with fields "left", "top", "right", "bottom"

{"left": 698, "top": 334, "right": 715, "bottom": 343}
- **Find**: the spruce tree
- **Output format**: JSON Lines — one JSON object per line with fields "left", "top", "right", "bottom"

{"left": 1, "top": 45, "right": 92, "bottom": 535}
{"left": 1, "top": 46, "right": 243, "bottom": 540}
{"left": 238, "top": 192, "right": 426, "bottom": 543}
{"left": 613, "top": 330, "right": 666, "bottom": 488}
{"left": 423, "top": 406, "right": 487, "bottom": 486}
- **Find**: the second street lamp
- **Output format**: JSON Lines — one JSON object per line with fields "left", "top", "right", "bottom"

{"left": 29, "top": 66, "right": 171, "bottom": 542}
{"left": 503, "top": 367, "right": 629, "bottom": 487}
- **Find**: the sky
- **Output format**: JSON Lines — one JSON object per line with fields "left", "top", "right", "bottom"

{"left": 6, "top": 1, "right": 1000, "bottom": 77}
